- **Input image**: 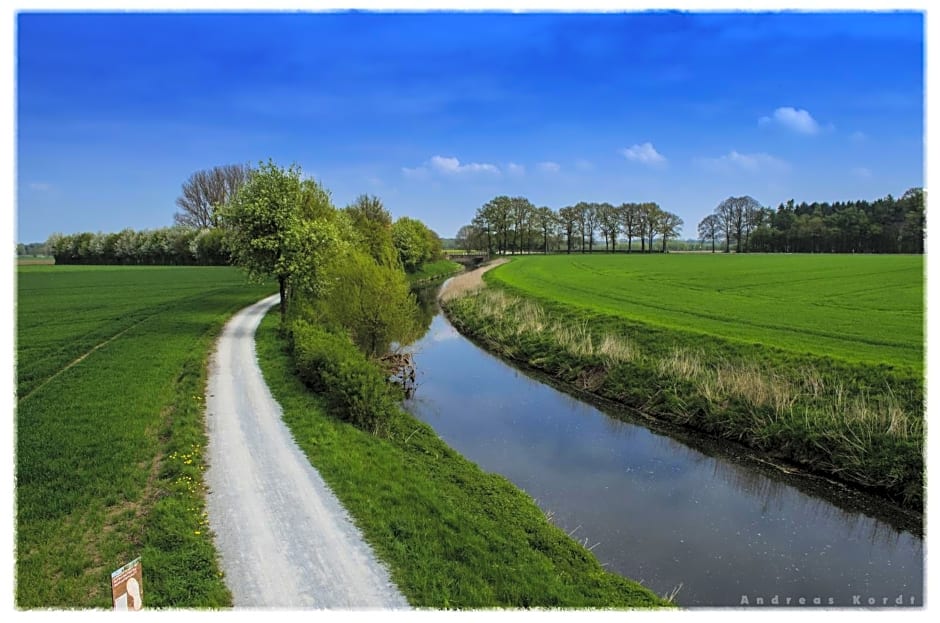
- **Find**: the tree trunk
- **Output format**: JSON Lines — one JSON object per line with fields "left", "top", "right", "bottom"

{"left": 278, "top": 276, "right": 287, "bottom": 323}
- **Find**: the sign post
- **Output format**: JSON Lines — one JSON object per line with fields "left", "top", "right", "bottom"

{"left": 111, "top": 557, "right": 143, "bottom": 611}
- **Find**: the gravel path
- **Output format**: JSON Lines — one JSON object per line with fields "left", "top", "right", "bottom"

{"left": 204, "top": 294, "right": 408, "bottom": 609}
{"left": 438, "top": 258, "right": 509, "bottom": 302}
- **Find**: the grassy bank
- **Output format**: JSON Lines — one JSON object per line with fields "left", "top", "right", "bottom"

{"left": 406, "top": 259, "right": 464, "bottom": 285}
{"left": 255, "top": 309, "right": 668, "bottom": 608}
{"left": 490, "top": 254, "right": 923, "bottom": 370}
{"left": 442, "top": 263, "right": 923, "bottom": 510}
{"left": 16, "top": 265, "right": 273, "bottom": 607}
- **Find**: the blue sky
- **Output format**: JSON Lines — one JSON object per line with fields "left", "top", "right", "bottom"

{"left": 15, "top": 10, "right": 924, "bottom": 242}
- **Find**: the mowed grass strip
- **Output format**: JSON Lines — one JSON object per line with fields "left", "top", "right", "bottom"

{"left": 406, "top": 259, "right": 464, "bottom": 285}
{"left": 255, "top": 309, "right": 668, "bottom": 608}
{"left": 16, "top": 266, "right": 273, "bottom": 608}
{"left": 488, "top": 254, "right": 923, "bottom": 371}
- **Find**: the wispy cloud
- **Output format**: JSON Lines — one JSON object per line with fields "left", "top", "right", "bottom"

{"left": 758, "top": 106, "right": 822, "bottom": 135}
{"left": 429, "top": 155, "right": 500, "bottom": 175}
{"left": 28, "top": 182, "right": 52, "bottom": 191}
{"left": 696, "top": 150, "right": 790, "bottom": 174}
{"left": 620, "top": 142, "right": 667, "bottom": 166}
{"left": 402, "top": 155, "right": 501, "bottom": 179}
{"left": 507, "top": 162, "right": 526, "bottom": 176}
{"left": 574, "top": 159, "right": 594, "bottom": 172}
{"left": 851, "top": 166, "right": 872, "bottom": 178}
{"left": 537, "top": 161, "right": 561, "bottom": 173}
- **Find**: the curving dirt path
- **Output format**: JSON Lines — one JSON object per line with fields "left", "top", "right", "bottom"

{"left": 438, "top": 258, "right": 509, "bottom": 302}
{"left": 204, "top": 294, "right": 408, "bottom": 608}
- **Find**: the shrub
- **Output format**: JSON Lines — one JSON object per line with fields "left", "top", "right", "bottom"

{"left": 290, "top": 320, "right": 398, "bottom": 433}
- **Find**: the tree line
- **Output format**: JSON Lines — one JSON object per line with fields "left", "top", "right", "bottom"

{"left": 698, "top": 188, "right": 924, "bottom": 254}
{"left": 45, "top": 162, "right": 444, "bottom": 271}
{"left": 46, "top": 226, "right": 229, "bottom": 265}
{"left": 457, "top": 197, "right": 684, "bottom": 255}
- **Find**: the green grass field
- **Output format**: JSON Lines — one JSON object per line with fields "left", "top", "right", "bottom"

{"left": 16, "top": 265, "right": 273, "bottom": 607}
{"left": 488, "top": 254, "right": 923, "bottom": 371}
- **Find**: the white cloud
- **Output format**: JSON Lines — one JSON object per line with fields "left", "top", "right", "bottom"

{"left": 620, "top": 142, "right": 667, "bottom": 166}
{"left": 851, "top": 166, "right": 872, "bottom": 178}
{"left": 507, "top": 162, "right": 526, "bottom": 176}
{"left": 429, "top": 155, "right": 500, "bottom": 175}
{"left": 28, "top": 182, "right": 52, "bottom": 191}
{"left": 758, "top": 107, "right": 821, "bottom": 135}
{"left": 696, "top": 150, "right": 790, "bottom": 174}
{"left": 537, "top": 161, "right": 561, "bottom": 173}
{"left": 403, "top": 155, "right": 501, "bottom": 179}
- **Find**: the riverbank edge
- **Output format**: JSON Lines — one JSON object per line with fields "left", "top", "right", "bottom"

{"left": 406, "top": 259, "right": 465, "bottom": 286}
{"left": 254, "top": 307, "right": 671, "bottom": 609}
{"left": 440, "top": 274, "right": 923, "bottom": 512}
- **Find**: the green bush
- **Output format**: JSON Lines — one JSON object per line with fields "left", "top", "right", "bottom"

{"left": 290, "top": 320, "right": 398, "bottom": 433}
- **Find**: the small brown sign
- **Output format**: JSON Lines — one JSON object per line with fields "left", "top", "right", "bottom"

{"left": 111, "top": 557, "right": 143, "bottom": 610}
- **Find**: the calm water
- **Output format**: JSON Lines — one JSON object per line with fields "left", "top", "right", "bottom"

{"left": 402, "top": 307, "right": 923, "bottom": 607}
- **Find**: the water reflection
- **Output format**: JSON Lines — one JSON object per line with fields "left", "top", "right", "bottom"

{"left": 403, "top": 310, "right": 923, "bottom": 607}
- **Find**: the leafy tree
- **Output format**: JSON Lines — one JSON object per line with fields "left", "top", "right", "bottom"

{"left": 597, "top": 202, "right": 620, "bottom": 252}
{"left": 344, "top": 194, "right": 397, "bottom": 266}
{"left": 175, "top": 163, "right": 250, "bottom": 229}
{"left": 309, "top": 248, "right": 419, "bottom": 357}
{"left": 190, "top": 228, "right": 229, "bottom": 265}
{"left": 639, "top": 203, "right": 663, "bottom": 252}
{"left": 657, "top": 211, "right": 684, "bottom": 252}
{"left": 220, "top": 160, "right": 343, "bottom": 321}
{"left": 483, "top": 196, "right": 513, "bottom": 255}
{"left": 715, "top": 198, "right": 735, "bottom": 253}
{"left": 557, "top": 206, "right": 579, "bottom": 254}
{"left": 533, "top": 206, "right": 558, "bottom": 254}
{"left": 509, "top": 196, "right": 535, "bottom": 254}
{"left": 392, "top": 216, "right": 436, "bottom": 271}
{"left": 620, "top": 203, "right": 640, "bottom": 253}
{"left": 697, "top": 214, "right": 721, "bottom": 253}
{"left": 346, "top": 193, "right": 392, "bottom": 227}
{"left": 455, "top": 224, "right": 481, "bottom": 252}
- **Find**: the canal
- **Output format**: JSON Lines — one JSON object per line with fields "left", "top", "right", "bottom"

{"left": 402, "top": 284, "right": 923, "bottom": 607}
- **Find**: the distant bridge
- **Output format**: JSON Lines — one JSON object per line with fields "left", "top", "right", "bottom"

{"left": 446, "top": 252, "right": 491, "bottom": 267}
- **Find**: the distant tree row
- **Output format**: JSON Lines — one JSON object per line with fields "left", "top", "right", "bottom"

{"left": 46, "top": 163, "right": 445, "bottom": 273}
{"left": 16, "top": 241, "right": 48, "bottom": 256}
{"left": 697, "top": 188, "right": 924, "bottom": 254}
{"left": 457, "top": 197, "right": 683, "bottom": 255}
{"left": 46, "top": 227, "right": 229, "bottom": 265}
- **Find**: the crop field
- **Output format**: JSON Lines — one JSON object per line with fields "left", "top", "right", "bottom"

{"left": 16, "top": 265, "right": 273, "bottom": 607}
{"left": 488, "top": 254, "right": 923, "bottom": 371}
